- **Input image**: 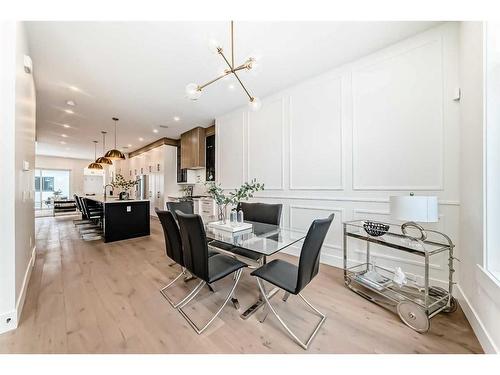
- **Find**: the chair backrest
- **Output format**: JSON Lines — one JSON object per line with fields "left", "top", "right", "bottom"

{"left": 236, "top": 202, "right": 282, "bottom": 226}
{"left": 81, "top": 198, "right": 92, "bottom": 219}
{"left": 155, "top": 208, "right": 184, "bottom": 266}
{"left": 166, "top": 201, "right": 194, "bottom": 221}
{"left": 74, "top": 194, "right": 82, "bottom": 212}
{"left": 295, "top": 213, "right": 335, "bottom": 293}
{"left": 176, "top": 211, "right": 209, "bottom": 282}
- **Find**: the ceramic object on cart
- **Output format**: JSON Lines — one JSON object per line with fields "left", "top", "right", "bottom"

{"left": 397, "top": 301, "right": 430, "bottom": 333}
{"left": 363, "top": 221, "right": 389, "bottom": 237}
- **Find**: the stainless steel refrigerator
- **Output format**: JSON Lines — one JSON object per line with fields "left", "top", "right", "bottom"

{"left": 135, "top": 175, "right": 149, "bottom": 200}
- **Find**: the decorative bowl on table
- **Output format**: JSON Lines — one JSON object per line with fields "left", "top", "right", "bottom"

{"left": 363, "top": 221, "right": 389, "bottom": 237}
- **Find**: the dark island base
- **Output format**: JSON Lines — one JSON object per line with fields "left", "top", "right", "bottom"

{"left": 103, "top": 201, "right": 150, "bottom": 243}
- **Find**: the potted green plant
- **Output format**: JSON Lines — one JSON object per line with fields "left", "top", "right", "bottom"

{"left": 206, "top": 179, "right": 264, "bottom": 223}
{"left": 111, "top": 174, "right": 138, "bottom": 199}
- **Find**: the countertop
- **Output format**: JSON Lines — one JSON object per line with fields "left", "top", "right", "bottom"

{"left": 85, "top": 196, "right": 149, "bottom": 204}
{"left": 167, "top": 195, "right": 212, "bottom": 200}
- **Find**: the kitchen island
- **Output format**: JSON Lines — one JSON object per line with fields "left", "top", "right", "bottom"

{"left": 86, "top": 196, "right": 150, "bottom": 243}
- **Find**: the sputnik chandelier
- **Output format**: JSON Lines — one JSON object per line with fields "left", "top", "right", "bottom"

{"left": 185, "top": 21, "right": 261, "bottom": 111}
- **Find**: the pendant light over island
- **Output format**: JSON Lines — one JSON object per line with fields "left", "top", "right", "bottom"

{"left": 104, "top": 117, "right": 126, "bottom": 160}
{"left": 96, "top": 131, "right": 113, "bottom": 165}
{"left": 87, "top": 140, "right": 103, "bottom": 170}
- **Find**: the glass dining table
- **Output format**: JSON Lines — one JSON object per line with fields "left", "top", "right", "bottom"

{"left": 205, "top": 220, "right": 307, "bottom": 319}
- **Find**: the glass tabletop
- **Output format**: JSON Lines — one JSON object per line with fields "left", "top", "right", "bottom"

{"left": 205, "top": 220, "right": 307, "bottom": 257}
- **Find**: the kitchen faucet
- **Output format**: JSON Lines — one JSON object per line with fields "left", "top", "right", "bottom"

{"left": 104, "top": 184, "right": 114, "bottom": 201}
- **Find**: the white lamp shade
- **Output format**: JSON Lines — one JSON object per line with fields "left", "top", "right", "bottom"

{"left": 390, "top": 195, "right": 438, "bottom": 223}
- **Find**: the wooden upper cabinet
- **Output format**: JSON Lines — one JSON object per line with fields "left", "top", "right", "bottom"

{"left": 180, "top": 127, "right": 206, "bottom": 169}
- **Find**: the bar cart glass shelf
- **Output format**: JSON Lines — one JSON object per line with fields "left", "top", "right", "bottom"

{"left": 343, "top": 220, "right": 457, "bottom": 333}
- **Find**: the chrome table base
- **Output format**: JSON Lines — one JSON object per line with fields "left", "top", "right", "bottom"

{"left": 240, "top": 286, "right": 280, "bottom": 319}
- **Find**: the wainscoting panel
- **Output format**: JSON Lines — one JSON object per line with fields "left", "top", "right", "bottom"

{"left": 289, "top": 77, "right": 343, "bottom": 190}
{"left": 352, "top": 37, "right": 444, "bottom": 191}
{"left": 248, "top": 97, "right": 284, "bottom": 190}
{"left": 289, "top": 205, "right": 344, "bottom": 249}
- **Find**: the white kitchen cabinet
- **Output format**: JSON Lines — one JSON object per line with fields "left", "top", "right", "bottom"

{"left": 123, "top": 144, "right": 178, "bottom": 215}
{"left": 147, "top": 172, "right": 165, "bottom": 215}
{"left": 193, "top": 198, "right": 216, "bottom": 222}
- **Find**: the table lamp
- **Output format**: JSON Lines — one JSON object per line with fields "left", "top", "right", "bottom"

{"left": 390, "top": 193, "right": 438, "bottom": 241}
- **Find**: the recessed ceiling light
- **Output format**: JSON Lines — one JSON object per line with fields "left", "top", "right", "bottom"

{"left": 153, "top": 129, "right": 158, "bottom": 133}
{"left": 61, "top": 134, "right": 68, "bottom": 138}
{"left": 127, "top": 144, "right": 132, "bottom": 147}
{"left": 228, "top": 84, "right": 235, "bottom": 90}
{"left": 68, "top": 86, "right": 80, "bottom": 92}
{"left": 66, "top": 100, "right": 76, "bottom": 106}
{"left": 139, "top": 137, "right": 144, "bottom": 141}
{"left": 64, "top": 109, "right": 74, "bottom": 114}
{"left": 173, "top": 116, "right": 180, "bottom": 122}
{"left": 63, "top": 124, "right": 70, "bottom": 128}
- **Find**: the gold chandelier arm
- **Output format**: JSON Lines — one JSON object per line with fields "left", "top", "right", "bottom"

{"left": 231, "top": 20, "right": 234, "bottom": 69}
{"left": 232, "top": 70, "right": 253, "bottom": 101}
{"left": 232, "top": 63, "right": 249, "bottom": 72}
{"left": 198, "top": 70, "right": 232, "bottom": 90}
{"left": 219, "top": 50, "right": 254, "bottom": 100}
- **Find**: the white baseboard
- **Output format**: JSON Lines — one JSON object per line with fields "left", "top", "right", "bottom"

{"left": 455, "top": 284, "right": 498, "bottom": 354}
{"left": 16, "top": 245, "right": 36, "bottom": 321}
{"left": 0, "top": 246, "right": 35, "bottom": 335}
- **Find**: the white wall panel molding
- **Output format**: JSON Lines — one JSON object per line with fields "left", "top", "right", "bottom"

{"left": 289, "top": 76, "right": 344, "bottom": 191}
{"left": 290, "top": 205, "right": 344, "bottom": 249}
{"left": 351, "top": 36, "right": 445, "bottom": 191}
{"left": 247, "top": 97, "right": 285, "bottom": 190}
{"left": 254, "top": 194, "right": 459, "bottom": 206}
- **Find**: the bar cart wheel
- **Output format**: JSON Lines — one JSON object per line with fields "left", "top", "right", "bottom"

{"left": 397, "top": 301, "right": 430, "bottom": 333}
{"left": 443, "top": 296, "right": 458, "bottom": 313}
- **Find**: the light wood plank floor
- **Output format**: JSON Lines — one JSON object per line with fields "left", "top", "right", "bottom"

{"left": 0, "top": 216, "right": 483, "bottom": 354}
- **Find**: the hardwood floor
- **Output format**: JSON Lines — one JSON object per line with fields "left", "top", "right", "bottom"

{"left": 0, "top": 216, "right": 483, "bottom": 354}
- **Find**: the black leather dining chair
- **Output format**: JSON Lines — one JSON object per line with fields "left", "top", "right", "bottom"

{"left": 73, "top": 194, "right": 87, "bottom": 225}
{"left": 166, "top": 201, "right": 193, "bottom": 221}
{"left": 78, "top": 198, "right": 104, "bottom": 240}
{"left": 155, "top": 208, "right": 203, "bottom": 308}
{"left": 176, "top": 211, "right": 247, "bottom": 334}
{"left": 250, "top": 213, "right": 334, "bottom": 349}
{"left": 236, "top": 202, "right": 282, "bottom": 226}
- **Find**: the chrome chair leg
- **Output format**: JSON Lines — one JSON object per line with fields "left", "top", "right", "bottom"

{"left": 256, "top": 278, "right": 326, "bottom": 350}
{"left": 282, "top": 292, "right": 290, "bottom": 302}
{"left": 174, "top": 279, "right": 206, "bottom": 310}
{"left": 177, "top": 269, "right": 243, "bottom": 335}
{"left": 160, "top": 268, "right": 205, "bottom": 309}
{"left": 259, "top": 303, "right": 270, "bottom": 323}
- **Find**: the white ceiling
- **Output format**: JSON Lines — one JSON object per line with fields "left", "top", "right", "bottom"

{"left": 26, "top": 21, "right": 441, "bottom": 160}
